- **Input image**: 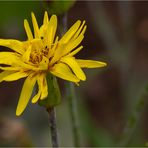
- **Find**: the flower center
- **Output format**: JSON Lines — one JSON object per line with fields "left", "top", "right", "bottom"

{"left": 29, "top": 39, "right": 49, "bottom": 65}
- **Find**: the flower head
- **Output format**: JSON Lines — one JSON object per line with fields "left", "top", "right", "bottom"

{"left": 0, "top": 12, "right": 106, "bottom": 116}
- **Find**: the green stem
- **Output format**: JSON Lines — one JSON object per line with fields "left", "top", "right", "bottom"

{"left": 47, "top": 107, "right": 59, "bottom": 148}
{"left": 67, "top": 82, "right": 80, "bottom": 147}
{"left": 118, "top": 86, "right": 148, "bottom": 146}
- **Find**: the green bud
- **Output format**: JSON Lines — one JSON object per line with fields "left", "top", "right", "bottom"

{"left": 45, "top": 0, "right": 76, "bottom": 15}
{"left": 38, "top": 73, "right": 61, "bottom": 108}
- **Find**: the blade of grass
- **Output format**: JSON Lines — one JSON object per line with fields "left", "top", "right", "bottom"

{"left": 118, "top": 85, "right": 148, "bottom": 146}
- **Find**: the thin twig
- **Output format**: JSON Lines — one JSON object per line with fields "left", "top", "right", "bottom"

{"left": 47, "top": 107, "right": 59, "bottom": 148}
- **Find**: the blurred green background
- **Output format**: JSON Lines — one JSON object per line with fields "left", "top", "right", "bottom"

{"left": 0, "top": 1, "right": 148, "bottom": 147}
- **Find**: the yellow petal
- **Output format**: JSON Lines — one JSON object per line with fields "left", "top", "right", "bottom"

{"left": 3, "top": 71, "right": 29, "bottom": 81}
{"left": 31, "top": 90, "right": 41, "bottom": 104}
{"left": 59, "top": 20, "right": 81, "bottom": 44}
{"left": 62, "top": 34, "right": 84, "bottom": 56}
{"left": 0, "top": 66, "right": 22, "bottom": 71}
{"left": 39, "top": 56, "right": 49, "bottom": 70}
{"left": 67, "top": 46, "right": 83, "bottom": 56}
{"left": 32, "top": 74, "right": 48, "bottom": 103}
{"left": 40, "top": 76, "right": 48, "bottom": 100}
{"left": 24, "top": 19, "right": 33, "bottom": 40}
{"left": 73, "top": 21, "right": 86, "bottom": 39}
{"left": 0, "top": 52, "right": 20, "bottom": 65}
{"left": 49, "top": 42, "right": 65, "bottom": 65}
{"left": 0, "top": 71, "right": 15, "bottom": 82}
{"left": 51, "top": 21, "right": 86, "bottom": 60}
{"left": 0, "top": 51, "right": 39, "bottom": 71}
{"left": 22, "top": 45, "right": 32, "bottom": 62}
{"left": 0, "top": 39, "right": 24, "bottom": 54}
{"left": 80, "top": 26, "right": 87, "bottom": 36}
{"left": 43, "top": 11, "right": 49, "bottom": 25}
{"left": 50, "top": 63, "right": 80, "bottom": 83}
{"left": 46, "top": 15, "right": 57, "bottom": 48}
{"left": 48, "top": 36, "right": 58, "bottom": 59}
{"left": 17, "top": 61, "right": 39, "bottom": 71}
{"left": 0, "top": 52, "right": 38, "bottom": 70}
{"left": 76, "top": 59, "right": 107, "bottom": 68}
{"left": 32, "top": 82, "right": 41, "bottom": 103}
{"left": 16, "top": 74, "right": 37, "bottom": 116}
{"left": 31, "top": 12, "right": 40, "bottom": 38}
{"left": 31, "top": 38, "right": 43, "bottom": 50}
{"left": 60, "top": 56, "right": 86, "bottom": 81}
{"left": 31, "top": 74, "right": 43, "bottom": 103}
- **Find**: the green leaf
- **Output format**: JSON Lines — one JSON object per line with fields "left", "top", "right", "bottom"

{"left": 45, "top": 1, "right": 76, "bottom": 15}
{"left": 38, "top": 73, "right": 61, "bottom": 108}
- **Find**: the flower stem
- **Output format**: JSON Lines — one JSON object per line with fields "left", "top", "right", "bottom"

{"left": 47, "top": 107, "right": 59, "bottom": 148}
{"left": 66, "top": 82, "right": 80, "bottom": 147}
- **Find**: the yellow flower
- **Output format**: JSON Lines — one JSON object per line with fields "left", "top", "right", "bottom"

{"left": 0, "top": 12, "right": 106, "bottom": 116}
